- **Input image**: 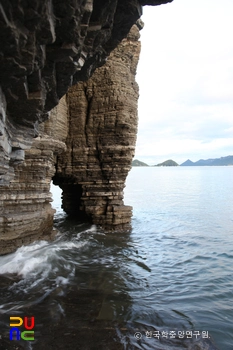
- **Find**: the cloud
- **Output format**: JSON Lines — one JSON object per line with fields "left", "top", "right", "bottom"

{"left": 135, "top": 0, "right": 233, "bottom": 164}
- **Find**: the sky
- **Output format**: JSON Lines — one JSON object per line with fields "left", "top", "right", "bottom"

{"left": 135, "top": 0, "right": 233, "bottom": 165}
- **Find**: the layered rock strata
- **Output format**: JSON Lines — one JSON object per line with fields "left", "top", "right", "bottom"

{"left": 0, "top": 23, "right": 141, "bottom": 254}
{"left": 0, "top": 0, "right": 140, "bottom": 184}
{"left": 0, "top": 0, "right": 173, "bottom": 254}
{"left": 53, "top": 23, "right": 141, "bottom": 230}
{"left": 0, "top": 97, "right": 68, "bottom": 254}
{"left": 0, "top": 0, "right": 172, "bottom": 185}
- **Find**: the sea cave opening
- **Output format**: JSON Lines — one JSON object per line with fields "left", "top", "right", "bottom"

{"left": 51, "top": 181, "right": 91, "bottom": 221}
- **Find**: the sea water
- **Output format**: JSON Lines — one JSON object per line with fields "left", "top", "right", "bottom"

{"left": 0, "top": 166, "right": 233, "bottom": 349}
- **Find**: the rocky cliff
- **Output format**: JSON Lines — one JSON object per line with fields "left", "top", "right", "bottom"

{"left": 0, "top": 0, "right": 173, "bottom": 254}
{"left": 53, "top": 23, "right": 141, "bottom": 230}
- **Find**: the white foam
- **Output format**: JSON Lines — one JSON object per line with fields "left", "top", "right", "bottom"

{"left": 84, "top": 225, "right": 97, "bottom": 233}
{"left": 56, "top": 276, "right": 70, "bottom": 286}
{"left": 57, "top": 240, "right": 86, "bottom": 250}
{"left": 58, "top": 303, "right": 65, "bottom": 316}
{"left": 0, "top": 228, "right": 89, "bottom": 281}
{"left": 0, "top": 241, "right": 49, "bottom": 276}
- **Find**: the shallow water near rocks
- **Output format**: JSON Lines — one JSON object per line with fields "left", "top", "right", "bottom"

{"left": 0, "top": 166, "right": 232, "bottom": 349}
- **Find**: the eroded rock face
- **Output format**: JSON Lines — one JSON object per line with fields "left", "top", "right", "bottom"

{"left": 0, "top": 0, "right": 142, "bottom": 184}
{"left": 0, "top": 23, "right": 141, "bottom": 254}
{"left": 0, "top": 97, "right": 68, "bottom": 254}
{"left": 0, "top": 0, "right": 173, "bottom": 254}
{"left": 0, "top": 0, "right": 172, "bottom": 185}
{"left": 53, "top": 23, "right": 141, "bottom": 230}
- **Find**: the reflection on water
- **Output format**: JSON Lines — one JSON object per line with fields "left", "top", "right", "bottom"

{"left": 0, "top": 218, "right": 220, "bottom": 350}
{"left": 1, "top": 168, "right": 233, "bottom": 349}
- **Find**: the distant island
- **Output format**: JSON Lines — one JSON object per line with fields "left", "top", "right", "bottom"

{"left": 180, "top": 155, "right": 233, "bottom": 166}
{"left": 155, "top": 159, "right": 179, "bottom": 167}
{"left": 132, "top": 159, "right": 149, "bottom": 166}
{"left": 132, "top": 155, "right": 233, "bottom": 167}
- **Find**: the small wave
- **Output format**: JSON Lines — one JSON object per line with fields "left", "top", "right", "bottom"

{"left": 0, "top": 229, "right": 89, "bottom": 279}
{"left": 84, "top": 224, "right": 98, "bottom": 233}
{"left": 217, "top": 252, "right": 233, "bottom": 259}
{"left": 130, "top": 259, "right": 152, "bottom": 273}
{"left": 0, "top": 241, "right": 49, "bottom": 277}
{"left": 56, "top": 271, "right": 74, "bottom": 287}
{"left": 172, "top": 253, "right": 215, "bottom": 268}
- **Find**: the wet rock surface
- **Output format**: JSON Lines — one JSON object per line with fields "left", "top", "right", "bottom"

{"left": 0, "top": 0, "right": 173, "bottom": 253}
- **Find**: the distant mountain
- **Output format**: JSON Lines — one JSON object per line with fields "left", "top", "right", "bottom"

{"left": 132, "top": 159, "right": 149, "bottom": 167}
{"left": 195, "top": 158, "right": 216, "bottom": 166}
{"left": 180, "top": 155, "right": 233, "bottom": 166}
{"left": 155, "top": 159, "right": 179, "bottom": 167}
{"left": 180, "top": 159, "right": 195, "bottom": 166}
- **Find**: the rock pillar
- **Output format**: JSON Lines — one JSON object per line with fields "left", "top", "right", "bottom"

{"left": 53, "top": 24, "right": 141, "bottom": 230}
{"left": 0, "top": 23, "right": 141, "bottom": 254}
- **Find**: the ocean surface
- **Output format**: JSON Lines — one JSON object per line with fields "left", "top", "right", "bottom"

{"left": 0, "top": 166, "right": 233, "bottom": 349}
